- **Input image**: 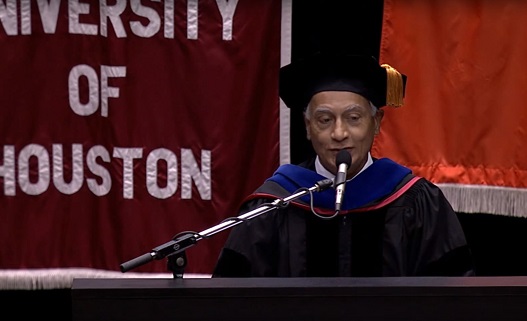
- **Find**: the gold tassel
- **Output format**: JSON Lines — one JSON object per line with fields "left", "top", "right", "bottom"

{"left": 381, "top": 64, "right": 404, "bottom": 107}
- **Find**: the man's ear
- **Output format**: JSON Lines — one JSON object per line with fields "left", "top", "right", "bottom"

{"left": 374, "top": 108, "right": 384, "bottom": 135}
{"left": 304, "top": 113, "right": 311, "bottom": 140}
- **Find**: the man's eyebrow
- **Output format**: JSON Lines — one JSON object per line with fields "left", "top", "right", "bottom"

{"left": 312, "top": 106, "right": 332, "bottom": 113}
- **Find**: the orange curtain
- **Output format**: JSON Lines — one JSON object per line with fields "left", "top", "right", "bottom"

{"left": 375, "top": 0, "right": 527, "bottom": 216}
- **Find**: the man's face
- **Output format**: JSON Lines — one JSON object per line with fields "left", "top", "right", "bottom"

{"left": 304, "top": 91, "right": 383, "bottom": 177}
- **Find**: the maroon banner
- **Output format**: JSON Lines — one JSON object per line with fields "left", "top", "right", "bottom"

{"left": 0, "top": 0, "right": 281, "bottom": 273}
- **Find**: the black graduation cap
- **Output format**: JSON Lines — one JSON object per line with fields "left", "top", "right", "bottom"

{"left": 279, "top": 52, "right": 407, "bottom": 110}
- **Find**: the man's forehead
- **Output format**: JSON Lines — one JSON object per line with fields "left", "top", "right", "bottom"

{"left": 310, "top": 91, "right": 370, "bottom": 107}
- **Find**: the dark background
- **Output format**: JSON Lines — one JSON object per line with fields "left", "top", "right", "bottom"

{"left": 3, "top": 1, "right": 527, "bottom": 320}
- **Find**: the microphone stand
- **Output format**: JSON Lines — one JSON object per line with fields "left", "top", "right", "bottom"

{"left": 119, "top": 178, "right": 333, "bottom": 278}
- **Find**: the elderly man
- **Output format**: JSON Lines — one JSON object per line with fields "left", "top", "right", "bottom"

{"left": 213, "top": 52, "right": 474, "bottom": 277}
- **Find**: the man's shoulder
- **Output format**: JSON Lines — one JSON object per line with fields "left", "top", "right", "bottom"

{"left": 296, "top": 157, "right": 316, "bottom": 170}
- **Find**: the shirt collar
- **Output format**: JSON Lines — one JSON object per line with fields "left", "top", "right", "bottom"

{"left": 315, "top": 152, "right": 373, "bottom": 180}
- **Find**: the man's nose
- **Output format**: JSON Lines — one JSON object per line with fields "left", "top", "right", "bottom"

{"left": 331, "top": 119, "right": 349, "bottom": 141}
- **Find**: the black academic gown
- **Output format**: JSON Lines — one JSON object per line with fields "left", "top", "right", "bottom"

{"left": 213, "top": 158, "right": 474, "bottom": 277}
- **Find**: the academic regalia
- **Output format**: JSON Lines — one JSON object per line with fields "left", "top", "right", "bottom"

{"left": 213, "top": 158, "right": 475, "bottom": 277}
{"left": 213, "top": 52, "right": 474, "bottom": 277}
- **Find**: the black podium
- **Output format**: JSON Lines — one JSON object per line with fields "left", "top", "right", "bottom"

{"left": 71, "top": 277, "right": 527, "bottom": 321}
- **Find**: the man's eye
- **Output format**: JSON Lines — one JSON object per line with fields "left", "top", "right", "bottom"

{"left": 318, "top": 117, "right": 332, "bottom": 124}
{"left": 346, "top": 114, "right": 361, "bottom": 122}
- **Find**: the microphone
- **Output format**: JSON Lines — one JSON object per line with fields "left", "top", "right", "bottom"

{"left": 334, "top": 149, "right": 352, "bottom": 212}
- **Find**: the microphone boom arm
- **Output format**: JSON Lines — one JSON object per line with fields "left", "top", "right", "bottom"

{"left": 119, "top": 178, "right": 333, "bottom": 274}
